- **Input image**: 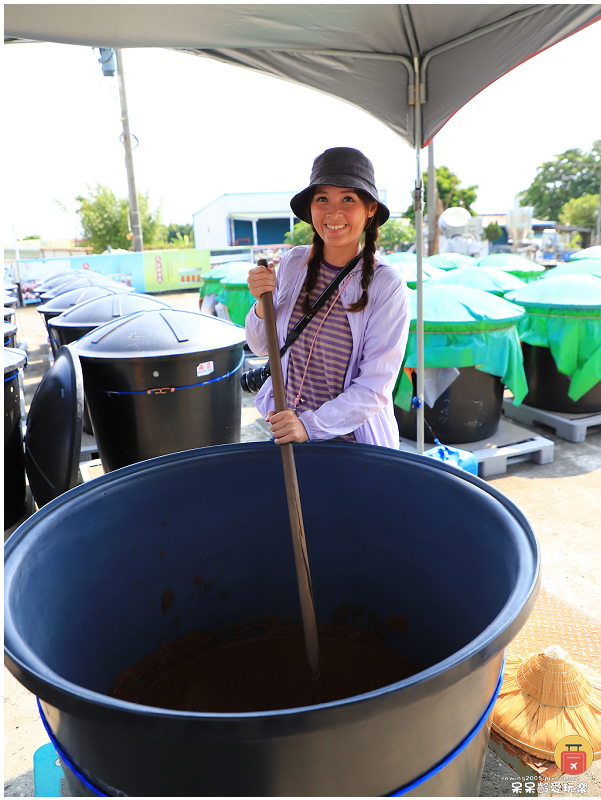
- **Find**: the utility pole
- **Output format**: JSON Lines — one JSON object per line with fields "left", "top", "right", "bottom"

{"left": 116, "top": 49, "right": 143, "bottom": 251}
{"left": 12, "top": 227, "right": 24, "bottom": 306}
{"left": 427, "top": 140, "right": 437, "bottom": 256}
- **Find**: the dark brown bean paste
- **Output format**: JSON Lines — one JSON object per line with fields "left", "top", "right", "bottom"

{"left": 110, "top": 622, "right": 423, "bottom": 713}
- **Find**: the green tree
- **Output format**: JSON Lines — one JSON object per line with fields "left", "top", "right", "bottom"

{"left": 520, "top": 140, "right": 601, "bottom": 221}
{"left": 23, "top": 234, "right": 41, "bottom": 240}
{"left": 484, "top": 222, "right": 503, "bottom": 242}
{"left": 149, "top": 223, "right": 195, "bottom": 250}
{"left": 404, "top": 166, "right": 478, "bottom": 224}
{"left": 377, "top": 217, "right": 416, "bottom": 252}
{"left": 558, "top": 194, "right": 600, "bottom": 229}
{"left": 166, "top": 223, "right": 194, "bottom": 245}
{"left": 285, "top": 220, "right": 313, "bottom": 246}
{"left": 73, "top": 183, "right": 164, "bottom": 253}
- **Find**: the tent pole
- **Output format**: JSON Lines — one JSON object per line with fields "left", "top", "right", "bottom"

{"left": 592, "top": 181, "right": 601, "bottom": 244}
{"left": 427, "top": 140, "right": 437, "bottom": 255}
{"left": 413, "top": 56, "right": 425, "bottom": 455}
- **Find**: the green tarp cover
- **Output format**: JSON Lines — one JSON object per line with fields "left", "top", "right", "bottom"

{"left": 427, "top": 266, "right": 526, "bottom": 296}
{"left": 504, "top": 274, "right": 601, "bottom": 401}
{"left": 541, "top": 259, "right": 601, "bottom": 280}
{"left": 386, "top": 252, "right": 417, "bottom": 264}
{"left": 198, "top": 262, "right": 240, "bottom": 299}
{"left": 425, "top": 253, "right": 476, "bottom": 270}
{"left": 570, "top": 246, "right": 601, "bottom": 260}
{"left": 396, "top": 262, "right": 445, "bottom": 289}
{"left": 216, "top": 263, "right": 255, "bottom": 327}
{"left": 476, "top": 253, "right": 545, "bottom": 282}
{"left": 393, "top": 284, "right": 528, "bottom": 410}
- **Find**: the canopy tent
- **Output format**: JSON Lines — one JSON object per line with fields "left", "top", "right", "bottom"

{"left": 6, "top": 5, "right": 600, "bottom": 147}
{"left": 6, "top": 3, "right": 601, "bottom": 451}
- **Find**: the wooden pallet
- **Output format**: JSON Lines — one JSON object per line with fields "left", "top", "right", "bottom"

{"left": 503, "top": 398, "right": 601, "bottom": 443}
{"left": 399, "top": 419, "right": 554, "bottom": 478}
{"left": 79, "top": 458, "right": 105, "bottom": 483}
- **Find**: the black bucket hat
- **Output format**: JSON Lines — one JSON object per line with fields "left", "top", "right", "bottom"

{"left": 290, "top": 147, "right": 390, "bottom": 226}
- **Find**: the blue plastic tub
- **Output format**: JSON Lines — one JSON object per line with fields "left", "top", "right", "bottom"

{"left": 4, "top": 442, "right": 539, "bottom": 796}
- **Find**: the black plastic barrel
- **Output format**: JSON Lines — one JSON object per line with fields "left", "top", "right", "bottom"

{"left": 4, "top": 321, "right": 17, "bottom": 347}
{"left": 49, "top": 295, "right": 174, "bottom": 436}
{"left": 4, "top": 443, "right": 539, "bottom": 796}
{"left": 49, "top": 292, "right": 173, "bottom": 350}
{"left": 522, "top": 343, "right": 601, "bottom": 413}
{"left": 24, "top": 346, "right": 84, "bottom": 509}
{"left": 37, "top": 285, "right": 128, "bottom": 336}
{"left": 72, "top": 309, "right": 246, "bottom": 471}
{"left": 37, "top": 270, "right": 90, "bottom": 292}
{"left": 40, "top": 276, "right": 134, "bottom": 302}
{"left": 4, "top": 348, "right": 27, "bottom": 529}
{"left": 395, "top": 367, "right": 504, "bottom": 443}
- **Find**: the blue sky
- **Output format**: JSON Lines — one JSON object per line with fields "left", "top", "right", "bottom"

{"left": 4, "top": 20, "right": 600, "bottom": 242}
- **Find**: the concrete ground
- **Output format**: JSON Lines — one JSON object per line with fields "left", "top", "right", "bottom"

{"left": 4, "top": 292, "right": 600, "bottom": 797}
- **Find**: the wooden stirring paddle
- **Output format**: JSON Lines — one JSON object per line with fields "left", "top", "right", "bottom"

{"left": 258, "top": 259, "right": 320, "bottom": 686}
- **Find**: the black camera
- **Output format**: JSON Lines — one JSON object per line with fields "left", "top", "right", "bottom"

{"left": 240, "top": 363, "right": 271, "bottom": 394}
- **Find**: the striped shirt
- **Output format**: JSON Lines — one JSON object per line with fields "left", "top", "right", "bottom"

{"left": 285, "top": 261, "right": 356, "bottom": 442}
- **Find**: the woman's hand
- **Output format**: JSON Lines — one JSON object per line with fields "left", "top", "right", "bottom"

{"left": 247, "top": 263, "right": 276, "bottom": 318}
{"left": 266, "top": 410, "right": 309, "bottom": 444}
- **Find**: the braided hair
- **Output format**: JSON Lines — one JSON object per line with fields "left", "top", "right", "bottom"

{"left": 301, "top": 188, "right": 379, "bottom": 315}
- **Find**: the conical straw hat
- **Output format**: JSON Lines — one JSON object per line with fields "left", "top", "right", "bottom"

{"left": 492, "top": 646, "right": 601, "bottom": 760}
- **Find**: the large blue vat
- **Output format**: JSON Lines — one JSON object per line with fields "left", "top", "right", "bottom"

{"left": 4, "top": 442, "right": 539, "bottom": 796}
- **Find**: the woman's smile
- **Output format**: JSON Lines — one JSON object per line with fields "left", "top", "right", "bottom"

{"left": 310, "top": 185, "right": 376, "bottom": 264}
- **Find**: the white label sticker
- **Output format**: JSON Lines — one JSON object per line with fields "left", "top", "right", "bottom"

{"left": 197, "top": 360, "right": 214, "bottom": 378}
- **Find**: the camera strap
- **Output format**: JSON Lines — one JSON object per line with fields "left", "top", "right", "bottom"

{"left": 275, "top": 251, "right": 363, "bottom": 360}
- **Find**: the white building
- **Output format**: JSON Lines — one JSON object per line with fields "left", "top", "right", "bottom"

{"left": 192, "top": 192, "right": 300, "bottom": 250}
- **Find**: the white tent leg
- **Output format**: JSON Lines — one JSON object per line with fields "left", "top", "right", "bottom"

{"left": 413, "top": 58, "right": 425, "bottom": 455}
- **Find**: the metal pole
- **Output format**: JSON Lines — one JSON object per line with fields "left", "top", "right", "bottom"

{"left": 12, "top": 226, "right": 24, "bottom": 306}
{"left": 414, "top": 56, "right": 425, "bottom": 456}
{"left": 116, "top": 49, "right": 143, "bottom": 251}
{"left": 427, "top": 140, "right": 437, "bottom": 256}
{"left": 596, "top": 176, "right": 601, "bottom": 245}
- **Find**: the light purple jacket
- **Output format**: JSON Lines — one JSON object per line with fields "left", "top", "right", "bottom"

{"left": 245, "top": 245, "right": 411, "bottom": 448}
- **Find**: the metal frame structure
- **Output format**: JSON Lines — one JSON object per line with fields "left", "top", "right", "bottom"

{"left": 6, "top": 4, "right": 601, "bottom": 452}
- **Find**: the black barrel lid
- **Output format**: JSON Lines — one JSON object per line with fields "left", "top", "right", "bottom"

{"left": 4, "top": 346, "right": 27, "bottom": 374}
{"left": 24, "top": 345, "right": 83, "bottom": 508}
{"left": 41, "top": 276, "right": 135, "bottom": 301}
{"left": 49, "top": 292, "right": 174, "bottom": 329}
{"left": 4, "top": 307, "right": 15, "bottom": 320}
{"left": 37, "top": 270, "right": 90, "bottom": 291}
{"left": 73, "top": 308, "right": 246, "bottom": 359}
{"left": 4, "top": 321, "right": 17, "bottom": 338}
{"left": 4, "top": 282, "right": 18, "bottom": 291}
{"left": 4, "top": 294, "right": 18, "bottom": 307}
{"left": 37, "top": 285, "right": 127, "bottom": 319}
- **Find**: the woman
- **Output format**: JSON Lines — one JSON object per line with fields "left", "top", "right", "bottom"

{"left": 245, "top": 146, "right": 410, "bottom": 448}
